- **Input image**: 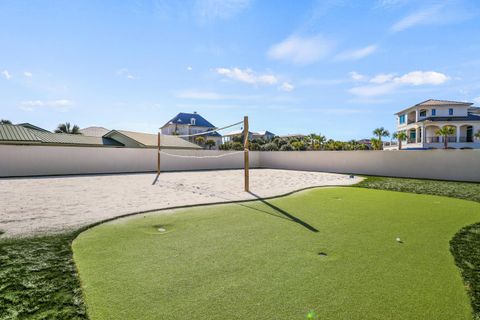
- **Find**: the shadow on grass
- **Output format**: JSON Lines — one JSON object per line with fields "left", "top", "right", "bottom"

{"left": 244, "top": 191, "right": 319, "bottom": 233}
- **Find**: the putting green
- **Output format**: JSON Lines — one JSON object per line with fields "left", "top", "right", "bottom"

{"left": 73, "top": 188, "right": 480, "bottom": 320}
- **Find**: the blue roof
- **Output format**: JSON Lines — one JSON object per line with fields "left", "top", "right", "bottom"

{"left": 164, "top": 112, "right": 216, "bottom": 128}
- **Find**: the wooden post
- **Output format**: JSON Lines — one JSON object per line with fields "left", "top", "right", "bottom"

{"left": 243, "top": 116, "right": 249, "bottom": 192}
{"left": 157, "top": 132, "right": 161, "bottom": 175}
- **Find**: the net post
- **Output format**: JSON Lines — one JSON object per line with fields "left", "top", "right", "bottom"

{"left": 157, "top": 132, "right": 161, "bottom": 175}
{"left": 243, "top": 116, "right": 249, "bottom": 192}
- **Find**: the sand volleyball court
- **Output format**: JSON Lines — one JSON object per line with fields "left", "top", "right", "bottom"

{"left": 0, "top": 169, "right": 362, "bottom": 237}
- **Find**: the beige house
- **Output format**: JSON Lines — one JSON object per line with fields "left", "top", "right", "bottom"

{"left": 389, "top": 99, "right": 480, "bottom": 149}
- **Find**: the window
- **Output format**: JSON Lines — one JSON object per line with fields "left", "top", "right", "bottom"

{"left": 449, "top": 108, "right": 453, "bottom": 115}
{"left": 419, "top": 110, "right": 427, "bottom": 117}
{"left": 190, "top": 118, "right": 196, "bottom": 125}
{"left": 399, "top": 115, "right": 405, "bottom": 124}
{"left": 431, "top": 109, "right": 436, "bottom": 116}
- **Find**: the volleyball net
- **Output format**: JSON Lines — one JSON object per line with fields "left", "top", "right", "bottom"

{"left": 157, "top": 116, "right": 250, "bottom": 191}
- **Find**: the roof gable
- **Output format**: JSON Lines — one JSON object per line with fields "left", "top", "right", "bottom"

{"left": 163, "top": 112, "right": 215, "bottom": 128}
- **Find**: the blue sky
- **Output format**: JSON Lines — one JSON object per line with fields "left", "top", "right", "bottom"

{"left": 1, "top": 0, "right": 480, "bottom": 139}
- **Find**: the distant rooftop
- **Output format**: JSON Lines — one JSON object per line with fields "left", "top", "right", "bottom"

{"left": 395, "top": 99, "right": 474, "bottom": 115}
{"left": 0, "top": 124, "right": 121, "bottom": 147}
{"left": 162, "top": 112, "right": 216, "bottom": 128}
{"left": 79, "top": 126, "right": 110, "bottom": 137}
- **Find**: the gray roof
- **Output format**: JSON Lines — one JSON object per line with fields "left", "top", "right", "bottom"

{"left": 33, "top": 131, "right": 122, "bottom": 146}
{"left": 0, "top": 124, "right": 122, "bottom": 147}
{"left": 79, "top": 126, "right": 110, "bottom": 137}
{"left": 0, "top": 124, "right": 42, "bottom": 143}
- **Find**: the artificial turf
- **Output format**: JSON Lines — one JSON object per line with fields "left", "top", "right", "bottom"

{"left": 0, "top": 233, "right": 87, "bottom": 320}
{"left": 73, "top": 187, "right": 480, "bottom": 320}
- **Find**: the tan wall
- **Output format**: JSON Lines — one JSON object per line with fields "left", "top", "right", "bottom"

{"left": 1, "top": 145, "right": 479, "bottom": 182}
{"left": 259, "top": 150, "right": 480, "bottom": 182}
{"left": 0, "top": 145, "right": 259, "bottom": 177}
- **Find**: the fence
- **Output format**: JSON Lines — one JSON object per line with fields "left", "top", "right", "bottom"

{"left": 0, "top": 145, "right": 479, "bottom": 182}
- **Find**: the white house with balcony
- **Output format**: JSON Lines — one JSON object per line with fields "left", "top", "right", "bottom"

{"left": 390, "top": 99, "right": 480, "bottom": 150}
{"left": 160, "top": 112, "right": 222, "bottom": 149}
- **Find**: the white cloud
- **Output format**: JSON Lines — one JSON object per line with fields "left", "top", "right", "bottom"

{"left": 394, "top": 71, "right": 449, "bottom": 85}
{"left": 349, "top": 71, "right": 367, "bottom": 81}
{"left": 279, "top": 82, "right": 294, "bottom": 92}
{"left": 473, "top": 96, "right": 480, "bottom": 104}
{"left": 215, "top": 67, "right": 278, "bottom": 85}
{"left": 348, "top": 83, "right": 398, "bottom": 97}
{"left": 116, "top": 68, "right": 136, "bottom": 80}
{"left": 195, "top": 0, "right": 251, "bottom": 22}
{"left": 336, "top": 45, "right": 378, "bottom": 61}
{"left": 187, "top": 66, "right": 193, "bottom": 71}
{"left": 2, "top": 70, "right": 12, "bottom": 80}
{"left": 20, "top": 99, "right": 72, "bottom": 112}
{"left": 349, "top": 70, "right": 450, "bottom": 97}
{"left": 267, "top": 34, "right": 335, "bottom": 65}
{"left": 370, "top": 73, "right": 396, "bottom": 84}
{"left": 24, "top": 71, "right": 33, "bottom": 77}
{"left": 391, "top": 3, "right": 471, "bottom": 32}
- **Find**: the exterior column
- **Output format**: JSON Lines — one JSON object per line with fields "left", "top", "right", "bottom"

{"left": 416, "top": 127, "right": 420, "bottom": 143}
{"left": 456, "top": 125, "right": 461, "bottom": 143}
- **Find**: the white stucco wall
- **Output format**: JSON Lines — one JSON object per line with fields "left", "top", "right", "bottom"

{"left": 0, "top": 145, "right": 259, "bottom": 177}
{"left": 259, "top": 150, "right": 480, "bottom": 182}
{"left": 1, "top": 145, "right": 479, "bottom": 182}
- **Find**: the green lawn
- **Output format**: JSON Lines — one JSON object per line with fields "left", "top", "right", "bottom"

{"left": 73, "top": 188, "right": 480, "bottom": 320}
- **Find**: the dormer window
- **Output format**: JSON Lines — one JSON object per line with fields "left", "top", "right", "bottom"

{"left": 190, "top": 118, "right": 196, "bottom": 125}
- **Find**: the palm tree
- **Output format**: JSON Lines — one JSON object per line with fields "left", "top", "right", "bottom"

{"left": 55, "top": 122, "right": 81, "bottom": 134}
{"left": 435, "top": 126, "right": 455, "bottom": 149}
{"left": 373, "top": 127, "right": 390, "bottom": 150}
{"left": 205, "top": 139, "right": 216, "bottom": 150}
{"left": 475, "top": 130, "right": 480, "bottom": 140}
{"left": 392, "top": 131, "right": 408, "bottom": 150}
{"left": 370, "top": 138, "right": 382, "bottom": 150}
{"left": 0, "top": 119, "right": 12, "bottom": 124}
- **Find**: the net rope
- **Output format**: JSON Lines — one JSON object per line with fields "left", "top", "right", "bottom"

{"left": 159, "top": 150, "right": 244, "bottom": 159}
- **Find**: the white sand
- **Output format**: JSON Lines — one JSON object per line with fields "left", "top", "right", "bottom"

{"left": 0, "top": 169, "right": 362, "bottom": 237}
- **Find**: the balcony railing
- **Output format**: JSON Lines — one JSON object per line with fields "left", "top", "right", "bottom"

{"left": 459, "top": 136, "right": 474, "bottom": 143}
{"left": 447, "top": 136, "right": 457, "bottom": 142}
{"left": 426, "top": 137, "right": 440, "bottom": 143}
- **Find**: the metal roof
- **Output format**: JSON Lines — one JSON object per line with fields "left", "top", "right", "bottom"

{"left": 33, "top": 131, "right": 122, "bottom": 146}
{"left": 0, "top": 124, "right": 42, "bottom": 142}
{"left": 0, "top": 124, "right": 122, "bottom": 146}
